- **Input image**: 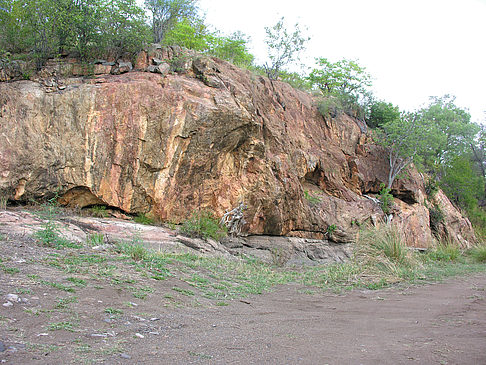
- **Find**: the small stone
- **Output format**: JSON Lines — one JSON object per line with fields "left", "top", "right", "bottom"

{"left": 58, "top": 85, "right": 66, "bottom": 90}
{"left": 135, "top": 333, "right": 144, "bottom": 338}
{"left": 150, "top": 317, "right": 160, "bottom": 321}
{"left": 152, "top": 58, "right": 163, "bottom": 65}
{"left": 0, "top": 341, "right": 6, "bottom": 352}
{"left": 2, "top": 301, "right": 13, "bottom": 308}
{"left": 37, "top": 333, "right": 49, "bottom": 337}
{"left": 90, "top": 333, "right": 107, "bottom": 338}
{"left": 128, "top": 302, "right": 138, "bottom": 307}
{"left": 148, "top": 331, "right": 159, "bottom": 335}
{"left": 6, "top": 294, "right": 20, "bottom": 303}
{"left": 120, "top": 353, "right": 131, "bottom": 359}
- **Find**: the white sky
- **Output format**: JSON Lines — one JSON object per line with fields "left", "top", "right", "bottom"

{"left": 145, "top": 0, "right": 486, "bottom": 123}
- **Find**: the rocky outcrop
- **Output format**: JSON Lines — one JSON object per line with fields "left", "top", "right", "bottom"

{"left": 0, "top": 48, "right": 476, "bottom": 248}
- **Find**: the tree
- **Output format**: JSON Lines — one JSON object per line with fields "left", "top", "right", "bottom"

{"left": 162, "top": 17, "right": 209, "bottom": 51}
{"left": 101, "top": 0, "right": 151, "bottom": 57}
{"left": 375, "top": 112, "right": 431, "bottom": 189}
{"left": 209, "top": 31, "right": 254, "bottom": 68}
{"left": 263, "top": 17, "right": 309, "bottom": 80}
{"left": 367, "top": 100, "right": 400, "bottom": 129}
{"left": 417, "top": 95, "right": 479, "bottom": 177}
{"left": 144, "top": 0, "right": 199, "bottom": 43}
{"left": 307, "top": 58, "right": 372, "bottom": 98}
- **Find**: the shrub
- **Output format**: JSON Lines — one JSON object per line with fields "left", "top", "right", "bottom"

{"left": 133, "top": 213, "right": 155, "bottom": 225}
{"left": 427, "top": 240, "right": 460, "bottom": 262}
{"left": 354, "top": 223, "right": 417, "bottom": 281}
{"left": 378, "top": 183, "right": 393, "bottom": 215}
{"left": 181, "top": 210, "right": 227, "bottom": 241}
{"left": 469, "top": 244, "right": 486, "bottom": 263}
{"left": 428, "top": 203, "right": 444, "bottom": 233}
{"left": 90, "top": 205, "right": 108, "bottom": 218}
{"left": 367, "top": 100, "right": 400, "bottom": 129}
{"left": 86, "top": 233, "right": 104, "bottom": 246}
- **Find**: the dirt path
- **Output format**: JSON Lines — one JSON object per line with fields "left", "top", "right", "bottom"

{"left": 124, "top": 274, "right": 486, "bottom": 365}
{"left": 4, "top": 273, "right": 485, "bottom": 364}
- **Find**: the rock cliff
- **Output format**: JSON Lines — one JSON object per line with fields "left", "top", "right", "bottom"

{"left": 0, "top": 48, "right": 476, "bottom": 248}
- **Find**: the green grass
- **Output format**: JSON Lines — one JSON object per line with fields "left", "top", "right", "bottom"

{"left": 469, "top": 245, "right": 486, "bottom": 263}
{"left": 180, "top": 210, "right": 227, "bottom": 240}
{"left": 48, "top": 321, "right": 77, "bottom": 332}
{"left": 55, "top": 296, "right": 78, "bottom": 309}
{"left": 133, "top": 213, "right": 155, "bottom": 225}
{"left": 86, "top": 233, "right": 104, "bottom": 246}
{"left": 90, "top": 205, "right": 108, "bottom": 218}
{"left": 104, "top": 307, "right": 123, "bottom": 315}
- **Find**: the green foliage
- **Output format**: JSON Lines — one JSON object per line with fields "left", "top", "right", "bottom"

{"left": 145, "top": 0, "right": 199, "bottom": 43}
{"left": 426, "top": 241, "right": 460, "bottom": 262}
{"left": 1, "top": 0, "right": 150, "bottom": 65}
{"left": 303, "top": 190, "right": 321, "bottom": 205}
{"left": 308, "top": 58, "right": 372, "bottom": 98}
{"left": 279, "top": 70, "right": 312, "bottom": 91}
{"left": 35, "top": 199, "right": 79, "bottom": 249}
{"left": 162, "top": 17, "right": 209, "bottom": 51}
{"left": 317, "top": 92, "right": 366, "bottom": 120}
{"left": 428, "top": 203, "right": 444, "bottom": 233}
{"left": 378, "top": 183, "right": 393, "bottom": 215}
{"left": 440, "top": 155, "right": 484, "bottom": 210}
{"left": 90, "top": 205, "right": 108, "bottom": 218}
{"left": 326, "top": 224, "right": 337, "bottom": 235}
{"left": 133, "top": 213, "right": 155, "bottom": 225}
{"left": 180, "top": 210, "right": 227, "bottom": 241}
{"left": 367, "top": 100, "right": 400, "bottom": 129}
{"left": 417, "top": 95, "right": 478, "bottom": 175}
{"left": 263, "top": 17, "right": 309, "bottom": 80}
{"left": 208, "top": 31, "right": 254, "bottom": 68}
{"left": 469, "top": 245, "right": 486, "bottom": 263}
{"left": 424, "top": 179, "right": 439, "bottom": 198}
{"left": 374, "top": 113, "right": 431, "bottom": 188}
{"left": 86, "top": 233, "right": 104, "bottom": 246}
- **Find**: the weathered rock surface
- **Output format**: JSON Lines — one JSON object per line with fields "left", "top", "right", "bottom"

{"left": 0, "top": 50, "right": 476, "bottom": 248}
{"left": 0, "top": 209, "right": 348, "bottom": 265}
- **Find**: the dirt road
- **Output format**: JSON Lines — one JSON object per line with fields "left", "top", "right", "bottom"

{"left": 5, "top": 273, "right": 485, "bottom": 364}
{"left": 137, "top": 274, "right": 486, "bottom": 365}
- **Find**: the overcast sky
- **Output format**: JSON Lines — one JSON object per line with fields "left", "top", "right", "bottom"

{"left": 142, "top": 0, "right": 486, "bottom": 123}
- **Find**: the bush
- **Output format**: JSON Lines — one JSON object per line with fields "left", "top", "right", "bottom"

{"left": 427, "top": 240, "right": 460, "bottom": 262}
{"left": 317, "top": 92, "right": 364, "bottom": 120}
{"left": 354, "top": 223, "right": 418, "bottom": 283}
{"left": 133, "top": 213, "right": 154, "bottom": 225}
{"left": 90, "top": 205, "right": 108, "bottom": 218}
{"left": 378, "top": 183, "right": 393, "bottom": 215}
{"left": 367, "top": 100, "right": 400, "bottom": 129}
{"left": 469, "top": 244, "right": 486, "bottom": 263}
{"left": 180, "top": 210, "right": 227, "bottom": 241}
{"left": 428, "top": 203, "right": 444, "bottom": 233}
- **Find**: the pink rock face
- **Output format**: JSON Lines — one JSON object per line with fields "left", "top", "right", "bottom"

{"left": 0, "top": 54, "right": 475, "bottom": 247}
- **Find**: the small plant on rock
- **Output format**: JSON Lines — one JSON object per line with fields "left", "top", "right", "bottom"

{"left": 90, "top": 205, "right": 108, "bottom": 218}
{"left": 133, "top": 213, "right": 154, "bottom": 225}
{"left": 181, "top": 210, "right": 227, "bottom": 241}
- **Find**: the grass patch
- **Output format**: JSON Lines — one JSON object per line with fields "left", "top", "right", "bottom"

{"left": 468, "top": 244, "right": 486, "bottom": 263}
{"left": 48, "top": 321, "right": 77, "bottom": 332}
{"left": 90, "top": 205, "right": 108, "bottom": 218}
{"left": 86, "top": 233, "right": 104, "bottom": 246}
{"left": 180, "top": 210, "right": 227, "bottom": 241}
{"left": 133, "top": 213, "right": 155, "bottom": 225}
{"left": 55, "top": 296, "right": 78, "bottom": 309}
{"left": 172, "top": 286, "right": 195, "bottom": 296}
{"left": 104, "top": 307, "right": 123, "bottom": 315}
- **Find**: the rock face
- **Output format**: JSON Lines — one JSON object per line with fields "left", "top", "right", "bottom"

{"left": 0, "top": 48, "right": 476, "bottom": 248}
